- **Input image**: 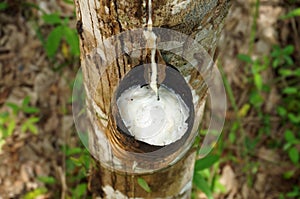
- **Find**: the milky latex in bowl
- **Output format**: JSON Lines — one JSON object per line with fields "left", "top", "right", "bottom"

{"left": 117, "top": 84, "right": 189, "bottom": 146}
{"left": 112, "top": 63, "right": 194, "bottom": 156}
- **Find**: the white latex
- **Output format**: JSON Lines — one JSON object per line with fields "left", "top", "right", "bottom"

{"left": 117, "top": 85, "right": 189, "bottom": 146}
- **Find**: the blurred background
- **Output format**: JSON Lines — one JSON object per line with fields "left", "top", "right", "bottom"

{"left": 0, "top": 0, "right": 299, "bottom": 198}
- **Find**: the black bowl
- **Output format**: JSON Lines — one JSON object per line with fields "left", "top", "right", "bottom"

{"left": 112, "top": 63, "right": 195, "bottom": 156}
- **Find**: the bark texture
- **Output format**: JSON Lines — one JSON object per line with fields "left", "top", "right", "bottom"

{"left": 74, "top": 0, "right": 230, "bottom": 198}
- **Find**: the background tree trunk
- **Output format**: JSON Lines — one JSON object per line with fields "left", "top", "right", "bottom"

{"left": 74, "top": 0, "right": 230, "bottom": 198}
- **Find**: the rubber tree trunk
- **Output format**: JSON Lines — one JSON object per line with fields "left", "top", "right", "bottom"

{"left": 74, "top": 0, "right": 230, "bottom": 198}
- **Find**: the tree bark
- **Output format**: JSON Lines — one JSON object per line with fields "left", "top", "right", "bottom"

{"left": 74, "top": 0, "right": 230, "bottom": 198}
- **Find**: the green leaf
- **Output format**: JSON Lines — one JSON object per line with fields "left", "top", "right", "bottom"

{"left": 21, "top": 117, "right": 39, "bottom": 134}
{"left": 0, "top": 125, "right": 6, "bottom": 137}
{"left": 193, "top": 172, "right": 213, "bottom": 199}
{"left": 229, "top": 132, "right": 236, "bottom": 144}
{"left": 238, "top": 104, "right": 250, "bottom": 117}
{"left": 63, "top": 0, "right": 74, "bottom": 4}
{"left": 27, "top": 117, "right": 40, "bottom": 123}
{"left": 254, "top": 73, "right": 263, "bottom": 91}
{"left": 214, "top": 177, "right": 227, "bottom": 193}
{"left": 279, "top": 69, "right": 293, "bottom": 77}
{"left": 0, "top": 112, "right": 9, "bottom": 125}
{"left": 229, "top": 122, "right": 239, "bottom": 143}
{"left": 0, "top": 2, "right": 8, "bottom": 10}
{"left": 277, "top": 106, "right": 287, "bottom": 117}
{"left": 45, "top": 26, "right": 63, "bottom": 58}
{"left": 0, "top": 139, "right": 5, "bottom": 153}
{"left": 21, "top": 123, "right": 28, "bottom": 133}
{"left": 279, "top": 193, "right": 285, "bottom": 199}
{"left": 288, "top": 113, "right": 300, "bottom": 124}
{"left": 28, "top": 124, "right": 38, "bottom": 135}
{"left": 287, "top": 186, "right": 300, "bottom": 198}
{"left": 284, "top": 55, "right": 294, "bottom": 66}
{"left": 249, "top": 91, "right": 263, "bottom": 107}
{"left": 37, "top": 176, "right": 56, "bottom": 185}
{"left": 22, "top": 96, "right": 30, "bottom": 107}
{"left": 288, "top": 147, "right": 299, "bottom": 164}
{"left": 237, "top": 54, "right": 253, "bottom": 63}
{"left": 70, "top": 157, "right": 83, "bottom": 166}
{"left": 294, "top": 68, "right": 300, "bottom": 76}
{"left": 283, "top": 45, "right": 294, "bottom": 55}
{"left": 73, "top": 183, "right": 87, "bottom": 198}
{"left": 281, "top": 8, "right": 300, "bottom": 19}
{"left": 283, "top": 142, "right": 292, "bottom": 151}
{"left": 79, "top": 153, "right": 91, "bottom": 170}
{"left": 284, "top": 130, "right": 295, "bottom": 142}
{"left": 271, "top": 45, "right": 281, "bottom": 57}
{"left": 194, "top": 155, "right": 220, "bottom": 171}
{"left": 245, "top": 136, "right": 258, "bottom": 152}
{"left": 272, "top": 58, "right": 280, "bottom": 68}
{"left": 252, "top": 61, "right": 264, "bottom": 73}
{"left": 283, "top": 170, "right": 295, "bottom": 179}
{"left": 6, "top": 102, "right": 20, "bottom": 115}
{"left": 23, "top": 187, "right": 48, "bottom": 199}
{"left": 1, "top": 126, "right": 8, "bottom": 138}
{"left": 287, "top": 191, "right": 299, "bottom": 198}
{"left": 284, "top": 130, "right": 296, "bottom": 142}
{"left": 63, "top": 27, "right": 80, "bottom": 56}
{"left": 42, "top": 13, "right": 62, "bottom": 25}
{"left": 65, "top": 147, "right": 83, "bottom": 156}
{"left": 23, "top": 107, "right": 40, "bottom": 114}
{"left": 7, "top": 120, "right": 16, "bottom": 137}
{"left": 0, "top": 112, "right": 9, "bottom": 118}
{"left": 137, "top": 177, "right": 151, "bottom": 193}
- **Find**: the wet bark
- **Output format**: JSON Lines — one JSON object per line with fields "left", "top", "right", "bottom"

{"left": 74, "top": 0, "right": 230, "bottom": 198}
